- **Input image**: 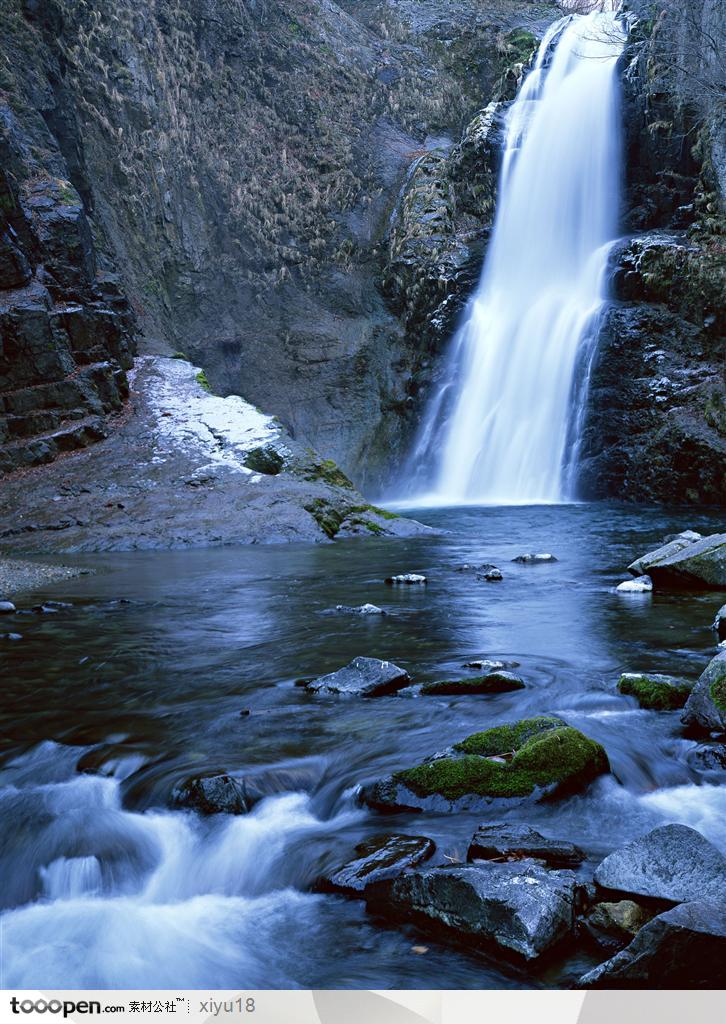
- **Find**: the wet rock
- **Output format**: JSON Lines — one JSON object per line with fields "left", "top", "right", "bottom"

{"left": 712, "top": 603, "right": 726, "bottom": 642}
{"left": 1, "top": 632, "right": 22, "bottom": 641}
{"left": 617, "top": 672, "right": 693, "bottom": 710}
{"left": 306, "top": 656, "right": 410, "bottom": 697}
{"left": 645, "top": 532, "right": 726, "bottom": 590}
{"left": 616, "top": 575, "right": 652, "bottom": 593}
{"left": 361, "top": 716, "right": 608, "bottom": 812}
{"left": 385, "top": 574, "right": 427, "bottom": 585}
{"left": 317, "top": 834, "right": 435, "bottom": 897}
{"left": 32, "top": 604, "right": 60, "bottom": 614}
{"left": 467, "top": 823, "right": 585, "bottom": 868}
{"left": 681, "top": 650, "right": 726, "bottom": 735}
{"left": 480, "top": 567, "right": 503, "bottom": 581}
{"left": 512, "top": 553, "right": 557, "bottom": 564}
{"left": 688, "top": 744, "right": 726, "bottom": 772}
{"left": 628, "top": 533, "right": 702, "bottom": 576}
{"left": 421, "top": 671, "right": 525, "bottom": 696}
{"left": 375, "top": 861, "right": 578, "bottom": 961}
{"left": 332, "top": 603, "right": 386, "bottom": 616}
{"left": 0, "top": 600, "right": 16, "bottom": 613}
{"left": 582, "top": 900, "right": 655, "bottom": 952}
{"left": 579, "top": 900, "right": 726, "bottom": 988}
{"left": 173, "top": 773, "right": 251, "bottom": 815}
{"left": 594, "top": 824, "right": 726, "bottom": 904}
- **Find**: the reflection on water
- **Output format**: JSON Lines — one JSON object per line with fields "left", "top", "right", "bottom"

{"left": 1, "top": 503, "right": 724, "bottom": 988}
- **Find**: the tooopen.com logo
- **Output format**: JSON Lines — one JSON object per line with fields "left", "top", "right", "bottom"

{"left": 9, "top": 998, "right": 124, "bottom": 1018}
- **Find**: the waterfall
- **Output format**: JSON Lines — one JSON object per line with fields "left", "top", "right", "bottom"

{"left": 403, "top": 9, "right": 627, "bottom": 506}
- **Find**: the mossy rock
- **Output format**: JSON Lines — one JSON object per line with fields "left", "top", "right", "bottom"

{"left": 618, "top": 672, "right": 693, "bottom": 711}
{"left": 421, "top": 671, "right": 525, "bottom": 696}
{"left": 300, "top": 454, "right": 354, "bottom": 489}
{"left": 711, "top": 673, "right": 726, "bottom": 714}
{"left": 243, "top": 445, "right": 284, "bottom": 475}
{"left": 195, "top": 370, "right": 212, "bottom": 392}
{"left": 362, "top": 717, "right": 609, "bottom": 811}
{"left": 304, "top": 498, "right": 345, "bottom": 539}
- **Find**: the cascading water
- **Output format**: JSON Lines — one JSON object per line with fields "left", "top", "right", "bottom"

{"left": 404, "top": 9, "right": 627, "bottom": 505}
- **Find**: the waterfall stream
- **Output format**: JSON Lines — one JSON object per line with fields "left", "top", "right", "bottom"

{"left": 404, "top": 10, "right": 627, "bottom": 505}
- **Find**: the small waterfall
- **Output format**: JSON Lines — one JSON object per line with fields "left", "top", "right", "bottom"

{"left": 404, "top": 9, "right": 627, "bottom": 505}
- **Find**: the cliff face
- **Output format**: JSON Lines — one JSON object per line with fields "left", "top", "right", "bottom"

{"left": 0, "top": 0, "right": 556, "bottom": 489}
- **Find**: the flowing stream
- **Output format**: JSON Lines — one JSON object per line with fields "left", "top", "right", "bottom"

{"left": 1, "top": 504, "right": 725, "bottom": 988}
{"left": 405, "top": 10, "right": 627, "bottom": 504}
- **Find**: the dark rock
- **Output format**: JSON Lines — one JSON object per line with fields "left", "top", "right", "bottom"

{"left": 375, "top": 861, "right": 578, "bottom": 961}
{"left": 594, "top": 824, "right": 726, "bottom": 904}
{"left": 467, "top": 823, "right": 585, "bottom": 868}
{"left": 640, "top": 533, "right": 726, "bottom": 590}
{"left": 173, "top": 773, "right": 251, "bottom": 815}
{"left": 361, "top": 716, "right": 609, "bottom": 812}
{"left": 617, "top": 672, "right": 693, "bottom": 710}
{"left": 681, "top": 650, "right": 726, "bottom": 735}
{"left": 628, "top": 533, "right": 702, "bottom": 576}
{"left": 421, "top": 671, "right": 525, "bottom": 696}
{"left": 317, "top": 834, "right": 435, "bottom": 896}
{"left": 306, "top": 656, "right": 410, "bottom": 697}
{"left": 582, "top": 899, "right": 655, "bottom": 953}
{"left": 579, "top": 900, "right": 726, "bottom": 988}
{"left": 512, "top": 553, "right": 557, "bottom": 564}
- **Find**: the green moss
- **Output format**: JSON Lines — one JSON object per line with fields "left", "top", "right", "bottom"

{"left": 395, "top": 723, "right": 608, "bottom": 802}
{"left": 301, "top": 454, "right": 354, "bottom": 489}
{"left": 618, "top": 673, "right": 693, "bottom": 711}
{"left": 243, "top": 445, "right": 284, "bottom": 475}
{"left": 364, "top": 503, "right": 399, "bottom": 521}
{"left": 455, "top": 716, "right": 562, "bottom": 756}
{"left": 195, "top": 370, "right": 212, "bottom": 392}
{"left": 421, "top": 673, "right": 525, "bottom": 696}
{"left": 304, "top": 499, "right": 344, "bottom": 539}
{"left": 502, "top": 28, "right": 538, "bottom": 66}
{"left": 172, "top": 351, "right": 190, "bottom": 361}
{"left": 710, "top": 674, "right": 726, "bottom": 713}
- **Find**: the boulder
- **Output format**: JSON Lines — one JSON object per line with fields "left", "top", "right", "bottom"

{"left": 173, "top": 773, "right": 251, "bottom": 815}
{"left": 0, "top": 600, "right": 16, "bottom": 614}
{"left": 512, "top": 553, "right": 557, "bottom": 564}
{"left": 681, "top": 650, "right": 726, "bottom": 735}
{"left": 421, "top": 671, "right": 525, "bottom": 696}
{"left": 306, "top": 656, "right": 410, "bottom": 697}
{"left": 579, "top": 900, "right": 726, "bottom": 988}
{"left": 712, "top": 603, "right": 726, "bottom": 642}
{"left": 332, "top": 604, "right": 386, "bottom": 616}
{"left": 594, "top": 824, "right": 726, "bottom": 904}
{"left": 616, "top": 575, "right": 653, "bottom": 593}
{"left": 317, "top": 834, "right": 435, "bottom": 896}
{"left": 628, "top": 533, "right": 701, "bottom": 576}
{"left": 467, "top": 823, "right": 585, "bottom": 868}
{"left": 643, "top": 533, "right": 726, "bottom": 590}
{"left": 385, "top": 573, "right": 427, "bottom": 585}
{"left": 375, "top": 862, "right": 578, "bottom": 961}
{"left": 582, "top": 899, "right": 655, "bottom": 952}
{"left": 361, "top": 716, "right": 609, "bottom": 812}
{"left": 480, "top": 568, "right": 503, "bottom": 581}
{"left": 617, "top": 672, "right": 693, "bottom": 710}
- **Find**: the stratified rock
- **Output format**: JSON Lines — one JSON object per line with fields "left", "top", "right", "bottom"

{"left": 173, "top": 773, "right": 251, "bottom": 815}
{"left": 0, "top": 601, "right": 16, "bottom": 614}
{"left": 421, "top": 671, "right": 525, "bottom": 696}
{"left": 512, "top": 553, "right": 557, "bottom": 564}
{"left": 579, "top": 901, "right": 726, "bottom": 988}
{"left": 317, "top": 834, "right": 435, "bottom": 896}
{"left": 376, "top": 862, "right": 578, "bottom": 961}
{"left": 616, "top": 575, "right": 653, "bottom": 593}
{"left": 712, "top": 603, "right": 726, "bottom": 642}
{"left": 306, "top": 656, "right": 410, "bottom": 697}
{"left": 467, "top": 823, "right": 585, "bottom": 868}
{"left": 617, "top": 672, "right": 693, "bottom": 710}
{"left": 583, "top": 899, "right": 654, "bottom": 952}
{"left": 628, "top": 533, "right": 702, "bottom": 575}
{"left": 594, "top": 824, "right": 726, "bottom": 903}
{"left": 645, "top": 533, "right": 726, "bottom": 590}
{"left": 385, "top": 574, "right": 427, "bottom": 585}
{"left": 681, "top": 650, "right": 726, "bottom": 735}
{"left": 361, "top": 717, "right": 608, "bottom": 812}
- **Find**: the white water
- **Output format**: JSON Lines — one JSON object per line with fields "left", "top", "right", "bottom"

{"left": 405, "top": 10, "right": 627, "bottom": 505}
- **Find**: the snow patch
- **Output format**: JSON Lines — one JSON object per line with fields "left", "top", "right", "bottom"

{"left": 142, "top": 357, "right": 284, "bottom": 474}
